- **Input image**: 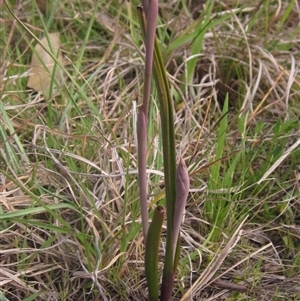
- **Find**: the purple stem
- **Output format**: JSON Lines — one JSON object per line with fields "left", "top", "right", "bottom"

{"left": 137, "top": 110, "right": 149, "bottom": 239}
{"left": 137, "top": 0, "right": 158, "bottom": 242}
{"left": 142, "top": 0, "right": 158, "bottom": 114}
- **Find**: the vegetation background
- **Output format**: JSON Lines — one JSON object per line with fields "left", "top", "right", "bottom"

{"left": 0, "top": 0, "right": 299, "bottom": 300}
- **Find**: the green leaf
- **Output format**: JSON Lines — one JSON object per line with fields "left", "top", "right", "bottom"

{"left": 0, "top": 203, "right": 78, "bottom": 219}
{"left": 145, "top": 206, "right": 165, "bottom": 301}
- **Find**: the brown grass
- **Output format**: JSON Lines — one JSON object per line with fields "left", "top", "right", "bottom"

{"left": 1, "top": 0, "right": 300, "bottom": 300}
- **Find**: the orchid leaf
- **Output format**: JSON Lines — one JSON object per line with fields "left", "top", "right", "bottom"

{"left": 145, "top": 206, "right": 165, "bottom": 301}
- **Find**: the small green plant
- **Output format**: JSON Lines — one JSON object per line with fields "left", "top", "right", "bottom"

{"left": 136, "top": 1, "right": 190, "bottom": 300}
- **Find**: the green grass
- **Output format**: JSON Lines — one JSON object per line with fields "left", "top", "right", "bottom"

{"left": 1, "top": 0, "right": 300, "bottom": 300}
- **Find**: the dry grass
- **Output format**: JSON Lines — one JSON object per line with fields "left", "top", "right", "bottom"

{"left": 1, "top": 0, "right": 300, "bottom": 300}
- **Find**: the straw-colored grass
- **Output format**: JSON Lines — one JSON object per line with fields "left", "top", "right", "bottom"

{"left": 1, "top": 0, "right": 299, "bottom": 300}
